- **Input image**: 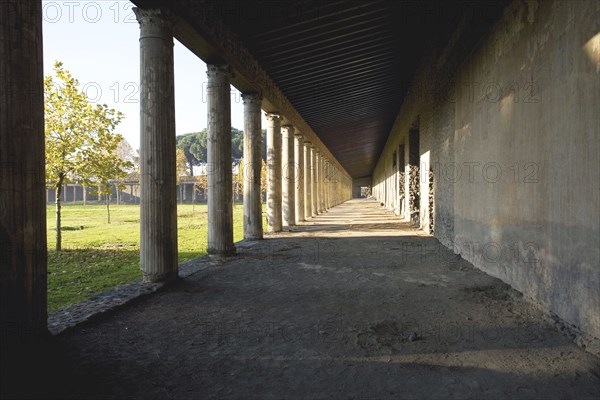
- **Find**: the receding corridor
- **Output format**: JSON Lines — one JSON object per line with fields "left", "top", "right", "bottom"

{"left": 5, "top": 200, "right": 599, "bottom": 399}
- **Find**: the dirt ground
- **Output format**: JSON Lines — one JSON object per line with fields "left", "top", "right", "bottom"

{"left": 3, "top": 199, "right": 599, "bottom": 399}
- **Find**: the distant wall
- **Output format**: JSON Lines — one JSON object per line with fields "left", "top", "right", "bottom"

{"left": 372, "top": 0, "right": 600, "bottom": 339}
{"left": 352, "top": 176, "right": 372, "bottom": 198}
{"left": 45, "top": 182, "right": 209, "bottom": 204}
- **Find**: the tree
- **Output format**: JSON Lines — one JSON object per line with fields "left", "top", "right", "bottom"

{"left": 45, "top": 61, "right": 125, "bottom": 249}
{"left": 233, "top": 158, "right": 244, "bottom": 201}
{"left": 194, "top": 173, "right": 208, "bottom": 205}
{"left": 261, "top": 159, "right": 267, "bottom": 199}
{"left": 176, "top": 148, "right": 190, "bottom": 204}
{"left": 115, "top": 139, "right": 139, "bottom": 172}
{"left": 176, "top": 131, "right": 206, "bottom": 175}
{"left": 177, "top": 127, "right": 249, "bottom": 174}
{"left": 231, "top": 127, "right": 244, "bottom": 159}
{"left": 112, "top": 138, "right": 138, "bottom": 206}
{"left": 87, "top": 135, "right": 132, "bottom": 224}
{"left": 176, "top": 148, "right": 189, "bottom": 178}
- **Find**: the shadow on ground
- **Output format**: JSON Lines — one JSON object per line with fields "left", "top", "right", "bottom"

{"left": 3, "top": 200, "right": 599, "bottom": 399}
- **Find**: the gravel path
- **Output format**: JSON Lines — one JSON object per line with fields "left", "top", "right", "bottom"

{"left": 3, "top": 199, "right": 599, "bottom": 399}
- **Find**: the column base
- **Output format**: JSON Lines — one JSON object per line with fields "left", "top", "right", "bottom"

{"left": 142, "top": 270, "right": 178, "bottom": 284}
{"left": 243, "top": 235, "right": 263, "bottom": 241}
{"left": 207, "top": 247, "right": 237, "bottom": 257}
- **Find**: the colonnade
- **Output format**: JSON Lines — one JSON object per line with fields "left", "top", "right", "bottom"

{"left": 133, "top": 8, "right": 352, "bottom": 282}
{"left": 0, "top": 2, "right": 352, "bottom": 341}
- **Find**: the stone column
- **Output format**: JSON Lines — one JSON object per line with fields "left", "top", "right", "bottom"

{"left": 332, "top": 167, "right": 337, "bottom": 206}
{"left": 136, "top": 8, "right": 178, "bottom": 282}
{"left": 318, "top": 150, "right": 323, "bottom": 212}
{"left": 266, "top": 113, "right": 282, "bottom": 232}
{"left": 242, "top": 93, "right": 263, "bottom": 240}
{"left": 329, "top": 164, "right": 333, "bottom": 206}
{"left": 313, "top": 149, "right": 320, "bottom": 215}
{"left": 206, "top": 64, "right": 235, "bottom": 256}
{"left": 0, "top": 0, "right": 47, "bottom": 341}
{"left": 304, "top": 141, "right": 313, "bottom": 218}
{"left": 294, "top": 133, "right": 305, "bottom": 222}
{"left": 324, "top": 159, "right": 330, "bottom": 210}
{"left": 281, "top": 125, "right": 296, "bottom": 228}
{"left": 318, "top": 155, "right": 325, "bottom": 212}
{"left": 334, "top": 167, "right": 340, "bottom": 205}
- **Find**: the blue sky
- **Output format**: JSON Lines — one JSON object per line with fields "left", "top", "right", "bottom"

{"left": 42, "top": 0, "right": 255, "bottom": 151}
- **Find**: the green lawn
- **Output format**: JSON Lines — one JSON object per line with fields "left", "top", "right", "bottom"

{"left": 47, "top": 202, "right": 263, "bottom": 312}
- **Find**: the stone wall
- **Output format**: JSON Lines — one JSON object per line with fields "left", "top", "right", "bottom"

{"left": 372, "top": 0, "right": 600, "bottom": 339}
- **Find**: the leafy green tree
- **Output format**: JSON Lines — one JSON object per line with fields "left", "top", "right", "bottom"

{"left": 45, "top": 61, "right": 125, "bottom": 249}
{"left": 87, "top": 136, "right": 132, "bottom": 224}
{"left": 231, "top": 127, "right": 244, "bottom": 159}
{"left": 176, "top": 148, "right": 190, "bottom": 178}
{"left": 233, "top": 158, "right": 244, "bottom": 200}
{"left": 177, "top": 127, "right": 249, "bottom": 174}
{"left": 176, "top": 131, "right": 206, "bottom": 175}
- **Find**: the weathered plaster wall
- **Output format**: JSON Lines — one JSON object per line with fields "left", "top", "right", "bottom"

{"left": 372, "top": 0, "right": 600, "bottom": 339}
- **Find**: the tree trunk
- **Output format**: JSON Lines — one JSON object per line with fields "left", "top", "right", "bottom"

{"left": 83, "top": 185, "right": 87, "bottom": 206}
{"left": 55, "top": 179, "right": 63, "bottom": 252}
{"left": 189, "top": 160, "right": 194, "bottom": 176}
{"left": 106, "top": 196, "right": 111, "bottom": 224}
{"left": 116, "top": 183, "right": 120, "bottom": 206}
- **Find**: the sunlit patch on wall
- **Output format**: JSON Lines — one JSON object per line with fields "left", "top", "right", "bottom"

{"left": 583, "top": 32, "right": 600, "bottom": 72}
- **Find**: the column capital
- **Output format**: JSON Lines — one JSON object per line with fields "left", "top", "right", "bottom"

{"left": 133, "top": 8, "right": 175, "bottom": 33}
{"left": 241, "top": 92, "right": 261, "bottom": 105}
{"left": 265, "top": 112, "right": 281, "bottom": 121}
{"left": 281, "top": 125, "right": 295, "bottom": 135}
{"left": 294, "top": 131, "right": 304, "bottom": 138}
{"left": 207, "top": 64, "right": 233, "bottom": 81}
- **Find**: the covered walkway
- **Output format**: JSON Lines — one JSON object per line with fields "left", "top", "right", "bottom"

{"left": 5, "top": 200, "right": 599, "bottom": 399}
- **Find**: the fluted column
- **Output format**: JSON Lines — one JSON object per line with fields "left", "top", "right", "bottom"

{"left": 329, "top": 164, "right": 333, "bottom": 206}
{"left": 242, "top": 93, "right": 263, "bottom": 240}
{"left": 310, "top": 146, "right": 319, "bottom": 217}
{"left": 304, "top": 140, "right": 313, "bottom": 218}
{"left": 334, "top": 167, "right": 340, "bottom": 205}
{"left": 318, "top": 155, "right": 325, "bottom": 212}
{"left": 207, "top": 64, "right": 235, "bottom": 256}
{"left": 281, "top": 125, "right": 295, "bottom": 228}
{"left": 1, "top": 0, "right": 48, "bottom": 341}
{"left": 324, "top": 159, "right": 330, "bottom": 210}
{"left": 294, "top": 133, "right": 305, "bottom": 222}
{"left": 313, "top": 150, "right": 320, "bottom": 215}
{"left": 266, "top": 113, "right": 282, "bottom": 232}
{"left": 136, "top": 8, "right": 178, "bottom": 282}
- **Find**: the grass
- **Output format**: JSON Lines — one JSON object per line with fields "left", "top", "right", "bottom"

{"left": 47, "top": 202, "right": 265, "bottom": 312}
